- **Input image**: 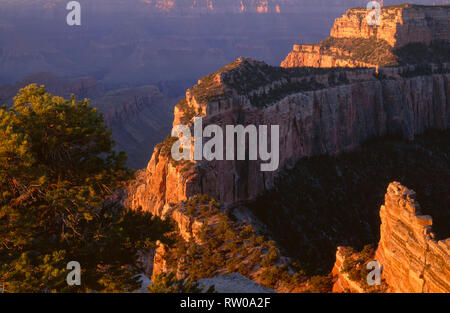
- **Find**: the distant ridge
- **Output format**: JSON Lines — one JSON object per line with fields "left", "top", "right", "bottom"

{"left": 282, "top": 4, "right": 450, "bottom": 68}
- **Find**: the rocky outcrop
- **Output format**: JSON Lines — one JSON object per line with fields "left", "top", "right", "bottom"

{"left": 332, "top": 182, "right": 450, "bottom": 293}
{"left": 126, "top": 147, "right": 199, "bottom": 216}
{"left": 141, "top": 193, "right": 298, "bottom": 292}
{"left": 281, "top": 4, "right": 450, "bottom": 68}
{"left": 331, "top": 247, "right": 367, "bottom": 293}
{"left": 329, "top": 4, "right": 449, "bottom": 48}
{"left": 282, "top": 43, "right": 378, "bottom": 68}
{"left": 127, "top": 59, "right": 450, "bottom": 214}
{"left": 376, "top": 182, "right": 450, "bottom": 293}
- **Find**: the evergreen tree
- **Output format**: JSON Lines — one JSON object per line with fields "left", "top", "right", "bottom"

{"left": 0, "top": 84, "right": 174, "bottom": 292}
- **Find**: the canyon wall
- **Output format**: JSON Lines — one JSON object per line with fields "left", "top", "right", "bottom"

{"left": 331, "top": 247, "right": 367, "bottom": 293}
{"left": 127, "top": 59, "right": 450, "bottom": 215}
{"left": 332, "top": 182, "right": 450, "bottom": 293}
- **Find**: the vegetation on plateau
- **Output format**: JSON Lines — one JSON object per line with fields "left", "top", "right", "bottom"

{"left": 159, "top": 194, "right": 308, "bottom": 291}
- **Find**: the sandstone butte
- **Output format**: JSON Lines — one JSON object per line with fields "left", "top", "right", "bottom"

{"left": 281, "top": 4, "right": 450, "bottom": 68}
{"left": 126, "top": 4, "right": 450, "bottom": 292}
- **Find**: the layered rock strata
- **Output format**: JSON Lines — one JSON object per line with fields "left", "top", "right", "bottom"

{"left": 127, "top": 59, "right": 450, "bottom": 215}
{"left": 281, "top": 4, "right": 450, "bottom": 68}
{"left": 332, "top": 182, "right": 450, "bottom": 293}
{"left": 376, "top": 182, "right": 450, "bottom": 293}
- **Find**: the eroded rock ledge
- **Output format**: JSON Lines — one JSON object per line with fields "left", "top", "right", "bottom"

{"left": 377, "top": 182, "right": 450, "bottom": 292}
{"left": 333, "top": 182, "right": 450, "bottom": 293}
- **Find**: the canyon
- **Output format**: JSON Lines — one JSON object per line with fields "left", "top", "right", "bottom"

{"left": 124, "top": 4, "right": 450, "bottom": 292}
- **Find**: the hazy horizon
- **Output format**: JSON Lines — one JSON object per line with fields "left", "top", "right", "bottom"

{"left": 1, "top": 0, "right": 449, "bottom": 88}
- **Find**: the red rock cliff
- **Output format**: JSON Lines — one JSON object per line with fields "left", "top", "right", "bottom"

{"left": 376, "top": 182, "right": 450, "bottom": 292}
{"left": 281, "top": 4, "right": 450, "bottom": 68}
{"left": 127, "top": 59, "right": 450, "bottom": 214}
{"left": 332, "top": 182, "right": 450, "bottom": 293}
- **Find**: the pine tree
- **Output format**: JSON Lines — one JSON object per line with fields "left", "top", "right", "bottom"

{"left": 0, "top": 84, "right": 174, "bottom": 292}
